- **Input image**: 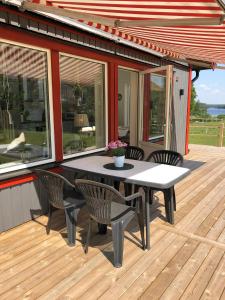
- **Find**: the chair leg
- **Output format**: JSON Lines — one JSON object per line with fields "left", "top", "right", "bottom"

{"left": 98, "top": 223, "right": 107, "bottom": 234}
{"left": 136, "top": 198, "right": 145, "bottom": 249}
{"left": 173, "top": 186, "right": 176, "bottom": 211}
{"left": 85, "top": 218, "right": 92, "bottom": 254}
{"left": 163, "top": 188, "right": 174, "bottom": 224}
{"left": 46, "top": 204, "right": 53, "bottom": 235}
{"left": 111, "top": 222, "right": 124, "bottom": 268}
{"left": 65, "top": 207, "right": 79, "bottom": 246}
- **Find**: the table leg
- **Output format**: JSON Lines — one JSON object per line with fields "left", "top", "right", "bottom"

{"left": 144, "top": 187, "right": 151, "bottom": 250}
{"left": 114, "top": 180, "right": 120, "bottom": 191}
{"left": 164, "top": 187, "right": 174, "bottom": 224}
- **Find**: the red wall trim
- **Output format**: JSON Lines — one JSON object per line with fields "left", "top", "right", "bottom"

{"left": 51, "top": 50, "right": 63, "bottom": 162}
{"left": 0, "top": 167, "right": 62, "bottom": 190}
{"left": 0, "top": 24, "right": 151, "bottom": 70}
{"left": 108, "top": 62, "right": 116, "bottom": 141}
{"left": 0, "top": 6, "right": 112, "bottom": 48}
{"left": 185, "top": 68, "right": 192, "bottom": 155}
{"left": 1, "top": 6, "right": 159, "bottom": 71}
{"left": 0, "top": 26, "right": 106, "bottom": 61}
{"left": 0, "top": 175, "right": 36, "bottom": 190}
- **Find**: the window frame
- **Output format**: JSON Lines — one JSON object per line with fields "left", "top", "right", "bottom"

{"left": 59, "top": 52, "right": 108, "bottom": 159}
{"left": 0, "top": 39, "right": 56, "bottom": 174}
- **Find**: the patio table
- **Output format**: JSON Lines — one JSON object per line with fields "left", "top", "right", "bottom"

{"left": 61, "top": 155, "right": 190, "bottom": 250}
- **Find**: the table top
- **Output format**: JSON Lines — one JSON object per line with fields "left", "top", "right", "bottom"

{"left": 62, "top": 156, "right": 191, "bottom": 189}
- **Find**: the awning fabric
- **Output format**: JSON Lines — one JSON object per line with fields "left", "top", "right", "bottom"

{"left": 28, "top": 1, "right": 225, "bottom": 64}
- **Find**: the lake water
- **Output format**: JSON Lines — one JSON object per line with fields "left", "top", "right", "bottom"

{"left": 207, "top": 107, "right": 225, "bottom": 116}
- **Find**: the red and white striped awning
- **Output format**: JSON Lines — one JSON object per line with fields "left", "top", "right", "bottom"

{"left": 23, "top": 0, "right": 225, "bottom": 65}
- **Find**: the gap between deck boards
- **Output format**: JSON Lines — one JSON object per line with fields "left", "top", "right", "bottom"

{"left": 153, "top": 223, "right": 225, "bottom": 251}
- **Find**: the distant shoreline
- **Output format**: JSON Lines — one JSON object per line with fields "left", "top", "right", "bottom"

{"left": 206, "top": 104, "right": 225, "bottom": 109}
{"left": 207, "top": 107, "right": 225, "bottom": 116}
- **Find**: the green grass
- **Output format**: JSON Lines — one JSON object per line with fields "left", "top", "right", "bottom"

{"left": 189, "top": 121, "right": 225, "bottom": 147}
{"left": 0, "top": 154, "right": 16, "bottom": 165}
{"left": 0, "top": 130, "right": 96, "bottom": 149}
{"left": 0, "top": 130, "right": 47, "bottom": 146}
{"left": 189, "top": 134, "right": 220, "bottom": 146}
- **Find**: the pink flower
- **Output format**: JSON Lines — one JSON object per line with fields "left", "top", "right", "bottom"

{"left": 108, "top": 141, "right": 117, "bottom": 150}
{"left": 107, "top": 140, "right": 127, "bottom": 156}
{"left": 116, "top": 140, "right": 127, "bottom": 148}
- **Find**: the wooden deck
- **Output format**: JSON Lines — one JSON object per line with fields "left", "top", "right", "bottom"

{"left": 1, "top": 144, "right": 225, "bottom": 300}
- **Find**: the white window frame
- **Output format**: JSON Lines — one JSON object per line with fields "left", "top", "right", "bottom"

{"left": 59, "top": 52, "right": 108, "bottom": 159}
{"left": 0, "top": 39, "right": 55, "bottom": 174}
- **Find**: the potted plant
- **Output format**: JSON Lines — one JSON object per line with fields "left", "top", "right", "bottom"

{"left": 108, "top": 140, "right": 127, "bottom": 167}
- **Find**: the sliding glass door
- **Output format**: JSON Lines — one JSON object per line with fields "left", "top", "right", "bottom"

{"left": 118, "top": 68, "right": 139, "bottom": 145}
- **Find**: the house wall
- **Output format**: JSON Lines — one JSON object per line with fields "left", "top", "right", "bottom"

{"left": 171, "top": 67, "right": 189, "bottom": 154}
{"left": 0, "top": 180, "right": 48, "bottom": 232}
{"left": 0, "top": 4, "right": 191, "bottom": 232}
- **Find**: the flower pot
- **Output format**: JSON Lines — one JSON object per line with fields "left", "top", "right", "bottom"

{"left": 113, "top": 155, "right": 125, "bottom": 168}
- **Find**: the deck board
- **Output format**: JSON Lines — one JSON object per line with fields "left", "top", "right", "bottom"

{"left": 1, "top": 144, "right": 225, "bottom": 299}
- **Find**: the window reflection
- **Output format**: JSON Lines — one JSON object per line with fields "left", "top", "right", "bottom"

{"left": 0, "top": 42, "right": 52, "bottom": 171}
{"left": 60, "top": 55, "right": 106, "bottom": 155}
{"left": 118, "top": 69, "right": 138, "bottom": 145}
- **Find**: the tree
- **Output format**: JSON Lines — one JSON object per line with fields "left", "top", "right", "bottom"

{"left": 191, "top": 84, "right": 209, "bottom": 117}
{"left": 191, "top": 85, "right": 197, "bottom": 113}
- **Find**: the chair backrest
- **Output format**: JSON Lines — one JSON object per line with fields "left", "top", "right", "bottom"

{"left": 125, "top": 146, "right": 144, "bottom": 161}
{"left": 76, "top": 179, "right": 124, "bottom": 224}
{"left": 34, "top": 169, "right": 75, "bottom": 209}
{"left": 147, "top": 150, "right": 183, "bottom": 166}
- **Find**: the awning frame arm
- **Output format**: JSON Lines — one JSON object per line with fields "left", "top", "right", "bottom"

{"left": 116, "top": 16, "right": 225, "bottom": 28}
{"left": 4, "top": 0, "right": 225, "bottom": 29}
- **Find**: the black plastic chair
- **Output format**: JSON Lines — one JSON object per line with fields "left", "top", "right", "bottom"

{"left": 34, "top": 169, "right": 85, "bottom": 246}
{"left": 124, "top": 146, "right": 145, "bottom": 199}
{"left": 125, "top": 146, "right": 145, "bottom": 161}
{"left": 146, "top": 150, "right": 184, "bottom": 223}
{"left": 147, "top": 150, "right": 183, "bottom": 167}
{"left": 76, "top": 179, "right": 145, "bottom": 268}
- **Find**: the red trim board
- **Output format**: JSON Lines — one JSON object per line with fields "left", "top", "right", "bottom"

{"left": 0, "top": 167, "right": 63, "bottom": 190}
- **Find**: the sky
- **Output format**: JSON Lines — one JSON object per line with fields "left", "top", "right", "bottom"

{"left": 194, "top": 69, "right": 225, "bottom": 105}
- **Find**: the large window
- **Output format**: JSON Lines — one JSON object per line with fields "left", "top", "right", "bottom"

{"left": 60, "top": 54, "right": 106, "bottom": 156}
{"left": 0, "top": 41, "right": 53, "bottom": 173}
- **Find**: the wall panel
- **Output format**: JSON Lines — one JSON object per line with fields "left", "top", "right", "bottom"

{"left": 0, "top": 180, "right": 48, "bottom": 232}
{"left": 172, "top": 68, "right": 189, "bottom": 154}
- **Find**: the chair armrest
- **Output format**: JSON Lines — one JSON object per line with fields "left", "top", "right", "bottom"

{"left": 124, "top": 192, "right": 142, "bottom": 202}
{"left": 63, "top": 177, "right": 77, "bottom": 189}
